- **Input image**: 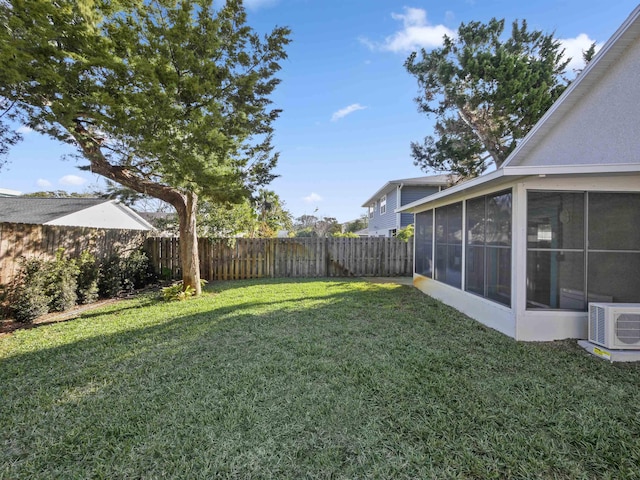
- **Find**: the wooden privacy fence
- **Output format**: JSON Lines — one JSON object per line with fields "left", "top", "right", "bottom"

{"left": 145, "top": 237, "right": 413, "bottom": 280}
{"left": 0, "top": 222, "right": 148, "bottom": 285}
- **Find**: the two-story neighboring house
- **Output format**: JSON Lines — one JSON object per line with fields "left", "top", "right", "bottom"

{"left": 361, "top": 175, "right": 451, "bottom": 237}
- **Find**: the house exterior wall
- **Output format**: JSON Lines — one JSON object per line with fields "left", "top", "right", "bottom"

{"left": 413, "top": 276, "right": 517, "bottom": 337}
{"left": 400, "top": 212, "right": 414, "bottom": 228}
{"left": 399, "top": 186, "right": 441, "bottom": 229}
{"left": 400, "top": 186, "right": 441, "bottom": 206}
{"left": 368, "top": 187, "right": 398, "bottom": 237}
{"left": 368, "top": 185, "right": 443, "bottom": 236}
{"left": 46, "top": 202, "right": 152, "bottom": 230}
{"left": 509, "top": 36, "right": 640, "bottom": 169}
{"left": 412, "top": 173, "right": 640, "bottom": 342}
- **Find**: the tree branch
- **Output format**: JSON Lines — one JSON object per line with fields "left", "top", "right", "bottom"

{"left": 71, "top": 120, "right": 186, "bottom": 212}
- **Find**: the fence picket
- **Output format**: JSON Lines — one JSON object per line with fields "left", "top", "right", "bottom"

{"left": 0, "top": 223, "right": 149, "bottom": 285}
{"left": 0, "top": 227, "right": 414, "bottom": 286}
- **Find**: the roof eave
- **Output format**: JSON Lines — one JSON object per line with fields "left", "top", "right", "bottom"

{"left": 361, "top": 175, "right": 452, "bottom": 207}
{"left": 112, "top": 201, "right": 156, "bottom": 230}
{"left": 503, "top": 163, "right": 640, "bottom": 176}
{"left": 361, "top": 181, "right": 397, "bottom": 208}
{"left": 396, "top": 170, "right": 508, "bottom": 213}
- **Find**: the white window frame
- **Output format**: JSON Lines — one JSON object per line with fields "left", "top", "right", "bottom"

{"left": 380, "top": 195, "right": 387, "bottom": 215}
{"left": 369, "top": 205, "right": 374, "bottom": 218}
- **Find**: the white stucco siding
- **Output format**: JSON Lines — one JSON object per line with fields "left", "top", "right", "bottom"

{"left": 45, "top": 202, "right": 152, "bottom": 230}
{"left": 518, "top": 173, "right": 640, "bottom": 193}
{"left": 512, "top": 36, "right": 640, "bottom": 168}
{"left": 516, "top": 311, "right": 588, "bottom": 341}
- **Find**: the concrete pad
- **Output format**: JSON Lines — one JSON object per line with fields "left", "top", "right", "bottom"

{"left": 578, "top": 340, "right": 640, "bottom": 362}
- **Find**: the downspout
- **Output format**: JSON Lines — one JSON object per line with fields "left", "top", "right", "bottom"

{"left": 397, "top": 183, "right": 404, "bottom": 232}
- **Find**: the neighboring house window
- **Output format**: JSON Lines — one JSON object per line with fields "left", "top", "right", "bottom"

{"left": 389, "top": 229, "right": 397, "bottom": 237}
{"left": 435, "top": 202, "right": 463, "bottom": 289}
{"left": 380, "top": 195, "right": 386, "bottom": 215}
{"left": 526, "top": 191, "right": 640, "bottom": 310}
{"left": 369, "top": 205, "right": 374, "bottom": 218}
{"left": 466, "top": 190, "right": 512, "bottom": 307}
{"left": 415, "top": 210, "right": 433, "bottom": 277}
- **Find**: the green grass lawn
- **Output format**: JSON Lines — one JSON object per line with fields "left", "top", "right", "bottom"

{"left": 1, "top": 279, "right": 639, "bottom": 479}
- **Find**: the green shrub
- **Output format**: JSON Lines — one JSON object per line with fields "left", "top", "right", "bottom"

{"left": 98, "top": 253, "right": 123, "bottom": 298}
{"left": 7, "top": 247, "right": 156, "bottom": 320}
{"left": 160, "top": 266, "right": 173, "bottom": 281}
{"left": 11, "top": 257, "right": 51, "bottom": 323}
{"left": 46, "top": 249, "right": 79, "bottom": 312}
{"left": 396, "top": 224, "right": 414, "bottom": 242}
{"left": 98, "top": 249, "right": 156, "bottom": 298}
{"left": 76, "top": 251, "right": 100, "bottom": 305}
{"left": 121, "top": 249, "right": 156, "bottom": 292}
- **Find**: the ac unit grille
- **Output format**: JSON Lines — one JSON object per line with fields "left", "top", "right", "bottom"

{"left": 589, "top": 303, "right": 640, "bottom": 350}
{"left": 614, "top": 313, "right": 640, "bottom": 346}
{"left": 589, "top": 305, "right": 606, "bottom": 345}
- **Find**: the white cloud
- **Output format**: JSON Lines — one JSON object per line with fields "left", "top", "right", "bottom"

{"left": 36, "top": 178, "right": 52, "bottom": 188}
{"left": 331, "top": 103, "right": 367, "bottom": 122}
{"left": 303, "top": 192, "right": 323, "bottom": 203}
{"left": 559, "top": 33, "right": 602, "bottom": 72}
{"left": 243, "top": 0, "right": 279, "bottom": 10}
{"left": 360, "top": 7, "right": 455, "bottom": 53}
{"left": 358, "top": 36, "right": 377, "bottom": 51}
{"left": 59, "top": 175, "right": 87, "bottom": 186}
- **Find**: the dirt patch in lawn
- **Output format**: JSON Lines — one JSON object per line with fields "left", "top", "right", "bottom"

{"left": 0, "top": 284, "right": 167, "bottom": 337}
{"left": 0, "top": 299, "right": 122, "bottom": 337}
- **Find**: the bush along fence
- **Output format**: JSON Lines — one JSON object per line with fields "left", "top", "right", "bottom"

{"left": 1, "top": 223, "right": 156, "bottom": 322}
{"left": 145, "top": 237, "right": 414, "bottom": 281}
{"left": 0, "top": 222, "right": 149, "bottom": 286}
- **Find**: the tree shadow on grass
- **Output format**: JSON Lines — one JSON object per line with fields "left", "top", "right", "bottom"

{"left": 1, "top": 296, "right": 159, "bottom": 335}
{"left": 2, "top": 279, "right": 639, "bottom": 479}
{"left": 2, "top": 281, "right": 436, "bottom": 477}
{"left": 2, "top": 277, "right": 409, "bottom": 336}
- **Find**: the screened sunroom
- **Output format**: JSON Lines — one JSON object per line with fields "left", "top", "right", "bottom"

{"left": 399, "top": 6, "right": 640, "bottom": 341}
{"left": 404, "top": 175, "right": 640, "bottom": 341}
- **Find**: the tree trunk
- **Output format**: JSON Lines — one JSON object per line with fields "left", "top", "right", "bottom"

{"left": 70, "top": 124, "right": 204, "bottom": 295}
{"left": 176, "top": 191, "right": 202, "bottom": 295}
{"left": 457, "top": 104, "right": 507, "bottom": 168}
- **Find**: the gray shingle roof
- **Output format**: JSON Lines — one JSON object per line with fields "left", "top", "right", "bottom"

{"left": 0, "top": 198, "right": 109, "bottom": 224}
{"left": 361, "top": 175, "right": 455, "bottom": 207}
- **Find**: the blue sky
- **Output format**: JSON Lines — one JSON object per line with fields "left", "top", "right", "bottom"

{"left": 1, "top": 0, "right": 638, "bottom": 222}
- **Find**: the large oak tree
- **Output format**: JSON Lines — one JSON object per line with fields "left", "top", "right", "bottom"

{"left": 406, "top": 18, "right": 569, "bottom": 178}
{"left": 0, "top": 0, "right": 290, "bottom": 294}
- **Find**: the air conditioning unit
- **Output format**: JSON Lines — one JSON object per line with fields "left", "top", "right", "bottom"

{"left": 589, "top": 303, "right": 640, "bottom": 350}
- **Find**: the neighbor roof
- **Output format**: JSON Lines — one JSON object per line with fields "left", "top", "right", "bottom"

{"left": 361, "top": 175, "right": 453, "bottom": 207}
{"left": 0, "top": 198, "right": 110, "bottom": 224}
{"left": 0, "top": 188, "right": 22, "bottom": 197}
{"left": 0, "top": 197, "right": 154, "bottom": 230}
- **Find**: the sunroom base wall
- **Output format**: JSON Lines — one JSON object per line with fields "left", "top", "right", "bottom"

{"left": 413, "top": 275, "right": 516, "bottom": 338}
{"left": 413, "top": 275, "right": 592, "bottom": 341}
{"left": 515, "top": 310, "right": 588, "bottom": 342}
